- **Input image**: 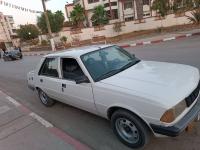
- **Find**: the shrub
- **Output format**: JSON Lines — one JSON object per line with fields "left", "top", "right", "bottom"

{"left": 41, "top": 40, "right": 48, "bottom": 46}
{"left": 60, "top": 36, "right": 67, "bottom": 43}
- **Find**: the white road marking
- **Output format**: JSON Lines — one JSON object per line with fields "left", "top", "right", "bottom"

{"left": 0, "top": 106, "right": 10, "bottom": 114}
{"left": 29, "top": 112, "right": 53, "bottom": 128}
{"left": 186, "top": 33, "right": 192, "bottom": 37}
{"left": 163, "top": 37, "right": 175, "bottom": 41}
{"left": 6, "top": 96, "right": 21, "bottom": 107}
{"left": 143, "top": 41, "right": 151, "bottom": 45}
{"left": 130, "top": 43, "right": 137, "bottom": 47}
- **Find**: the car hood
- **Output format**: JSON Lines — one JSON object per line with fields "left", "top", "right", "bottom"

{"left": 100, "top": 61, "right": 200, "bottom": 108}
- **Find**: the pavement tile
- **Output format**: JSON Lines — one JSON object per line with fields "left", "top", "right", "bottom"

{"left": 0, "top": 108, "right": 24, "bottom": 127}
{"left": 0, "top": 115, "right": 35, "bottom": 140}
{"left": 0, "top": 122, "right": 75, "bottom": 150}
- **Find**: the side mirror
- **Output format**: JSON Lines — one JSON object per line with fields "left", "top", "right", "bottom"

{"left": 75, "top": 75, "right": 90, "bottom": 84}
{"left": 132, "top": 54, "right": 135, "bottom": 58}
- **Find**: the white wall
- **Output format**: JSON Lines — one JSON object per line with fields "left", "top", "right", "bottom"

{"left": 58, "top": 11, "right": 192, "bottom": 43}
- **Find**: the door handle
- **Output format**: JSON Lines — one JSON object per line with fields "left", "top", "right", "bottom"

{"left": 40, "top": 79, "right": 43, "bottom": 83}
{"left": 62, "top": 84, "right": 66, "bottom": 88}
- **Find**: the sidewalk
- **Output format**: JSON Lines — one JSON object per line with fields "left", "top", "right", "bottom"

{"left": 116, "top": 28, "right": 200, "bottom": 48}
{"left": 22, "top": 28, "right": 200, "bottom": 57}
{"left": 0, "top": 90, "right": 91, "bottom": 150}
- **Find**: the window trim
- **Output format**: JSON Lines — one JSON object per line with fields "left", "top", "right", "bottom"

{"left": 38, "top": 57, "right": 60, "bottom": 78}
{"left": 87, "top": 0, "right": 99, "bottom": 4}
{"left": 60, "top": 57, "right": 90, "bottom": 83}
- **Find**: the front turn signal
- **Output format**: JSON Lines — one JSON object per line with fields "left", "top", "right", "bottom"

{"left": 160, "top": 109, "right": 175, "bottom": 123}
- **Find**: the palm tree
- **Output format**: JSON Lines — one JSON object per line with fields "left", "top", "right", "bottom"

{"left": 187, "top": 9, "right": 200, "bottom": 25}
{"left": 135, "top": 0, "right": 143, "bottom": 20}
{"left": 70, "top": 4, "right": 85, "bottom": 28}
{"left": 91, "top": 5, "right": 108, "bottom": 26}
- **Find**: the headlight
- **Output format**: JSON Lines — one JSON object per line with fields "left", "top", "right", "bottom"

{"left": 160, "top": 100, "right": 187, "bottom": 123}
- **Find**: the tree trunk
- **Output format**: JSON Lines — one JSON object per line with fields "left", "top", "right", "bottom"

{"left": 135, "top": 0, "right": 143, "bottom": 20}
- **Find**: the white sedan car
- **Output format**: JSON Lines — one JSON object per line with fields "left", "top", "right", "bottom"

{"left": 27, "top": 45, "right": 200, "bottom": 148}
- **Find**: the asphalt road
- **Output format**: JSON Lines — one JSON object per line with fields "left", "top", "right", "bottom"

{"left": 0, "top": 36, "right": 200, "bottom": 150}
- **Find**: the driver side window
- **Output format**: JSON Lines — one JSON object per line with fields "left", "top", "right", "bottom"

{"left": 61, "top": 58, "right": 84, "bottom": 81}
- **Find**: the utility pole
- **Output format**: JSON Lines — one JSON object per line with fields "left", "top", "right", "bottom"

{"left": 41, "top": 0, "right": 55, "bottom": 51}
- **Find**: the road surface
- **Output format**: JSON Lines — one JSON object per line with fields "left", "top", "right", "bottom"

{"left": 0, "top": 36, "right": 200, "bottom": 150}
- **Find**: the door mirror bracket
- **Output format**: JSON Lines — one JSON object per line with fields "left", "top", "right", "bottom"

{"left": 75, "top": 75, "right": 90, "bottom": 84}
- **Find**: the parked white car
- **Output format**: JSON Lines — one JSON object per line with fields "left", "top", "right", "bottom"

{"left": 27, "top": 45, "right": 200, "bottom": 148}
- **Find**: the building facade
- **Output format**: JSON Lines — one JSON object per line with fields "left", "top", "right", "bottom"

{"left": 66, "top": 0, "right": 152, "bottom": 27}
{"left": 0, "top": 12, "right": 16, "bottom": 49}
{"left": 65, "top": 3, "right": 75, "bottom": 22}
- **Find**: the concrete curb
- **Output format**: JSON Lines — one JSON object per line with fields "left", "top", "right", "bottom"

{"left": 22, "top": 32, "right": 200, "bottom": 56}
{"left": 0, "top": 90, "right": 91, "bottom": 150}
{"left": 120, "top": 32, "right": 200, "bottom": 48}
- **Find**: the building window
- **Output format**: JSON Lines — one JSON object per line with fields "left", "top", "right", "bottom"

{"left": 143, "top": 12, "right": 151, "bottom": 17}
{"left": 107, "top": 9, "right": 118, "bottom": 20}
{"left": 112, "top": 9, "right": 118, "bottom": 19}
{"left": 124, "top": 1, "right": 133, "bottom": 10}
{"left": 125, "top": 16, "right": 134, "bottom": 21}
{"left": 88, "top": 0, "right": 99, "bottom": 4}
{"left": 104, "top": 2, "right": 117, "bottom": 7}
{"left": 143, "top": 0, "right": 150, "bottom": 5}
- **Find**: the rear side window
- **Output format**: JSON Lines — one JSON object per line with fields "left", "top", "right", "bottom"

{"left": 39, "top": 58, "right": 59, "bottom": 78}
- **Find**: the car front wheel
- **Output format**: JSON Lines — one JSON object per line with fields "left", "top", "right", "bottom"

{"left": 111, "top": 110, "right": 150, "bottom": 148}
{"left": 38, "top": 89, "right": 55, "bottom": 107}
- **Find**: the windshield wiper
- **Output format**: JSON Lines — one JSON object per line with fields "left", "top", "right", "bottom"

{"left": 119, "top": 59, "right": 140, "bottom": 71}
{"left": 95, "top": 69, "right": 121, "bottom": 82}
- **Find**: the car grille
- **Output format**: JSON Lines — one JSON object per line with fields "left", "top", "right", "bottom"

{"left": 185, "top": 81, "right": 200, "bottom": 107}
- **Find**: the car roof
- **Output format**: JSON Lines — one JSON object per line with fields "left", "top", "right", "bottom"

{"left": 45, "top": 44, "right": 113, "bottom": 58}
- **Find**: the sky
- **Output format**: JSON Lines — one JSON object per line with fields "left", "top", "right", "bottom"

{"left": 0, "top": 0, "right": 72, "bottom": 26}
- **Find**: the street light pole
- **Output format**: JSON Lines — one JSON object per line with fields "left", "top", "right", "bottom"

{"left": 41, "top": 0, "right": 55, "bottom": 51}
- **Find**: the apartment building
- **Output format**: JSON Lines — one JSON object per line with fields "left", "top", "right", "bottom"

{"left": 66, "top": 0, "right": 152, "bottom": 27}
{"left": 0, "top": 12, "right": 16, "bottom": 49}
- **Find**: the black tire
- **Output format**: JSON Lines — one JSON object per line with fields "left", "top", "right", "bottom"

{"left": 111, "top": 109, "right": 150, "bottom": 149}
{"left": 3, "top": 57, "right": 7, "bottom": 61}
{"left": 38, "top": 89, "right": 55, "bottom": 107}
{"left": 3, "top": 57, "right": 9, "bottom": 61}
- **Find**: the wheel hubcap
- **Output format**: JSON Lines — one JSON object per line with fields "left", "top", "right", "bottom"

{"left": 115, "top": 118, "right": 140, "bottom": 144}
{"left": 40, "top": 91, "right": 48, "bottom": 104}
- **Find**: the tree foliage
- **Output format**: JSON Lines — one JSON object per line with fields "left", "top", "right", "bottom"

{"left": 91, "top": 5, "right": 108, "bottom": 26}
{"left": 194, "top": 0, "right": 200, "bottom": 8}
{"left": 70, "top": 4, "right": 85, "bottom": 27}
{"left": 37, "top": 10, "right": 65, "bottom": 33}
{"left": 17, "top": 24, "right": 40, "bottom": 40}
{"left": 172, "top": 0, "right": 200, "bottom": 14}
{"left": 152, "top": 0, "right": 170, "bottom": 17}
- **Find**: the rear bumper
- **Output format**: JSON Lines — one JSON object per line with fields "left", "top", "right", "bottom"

{"left": 28, "top": 84, "right": 35, "bottom": 91}
{"left": 150, "top": 98, "right": 200, "bottom": 137}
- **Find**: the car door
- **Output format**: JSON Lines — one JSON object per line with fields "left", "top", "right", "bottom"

{"left": 37, "top": 57, "right": 63, "bottom": 101}
{"left": 59, "top": 57, "right": 97, "bottom": 114}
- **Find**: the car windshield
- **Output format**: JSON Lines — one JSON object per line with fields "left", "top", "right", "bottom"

{"left": 81, "top": 46, "right": 140, "bottom": 82}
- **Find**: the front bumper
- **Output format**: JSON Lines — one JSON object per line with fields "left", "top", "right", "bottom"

{"left": 150, "top": 98, "right": 200, "bottom": 137}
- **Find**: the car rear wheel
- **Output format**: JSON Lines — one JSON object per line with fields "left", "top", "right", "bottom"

{"left": 38, "top": 89, "right": 55, "bottom": 107}
{"left": 111, "top": 110, "right": 150, "bottom": 148}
